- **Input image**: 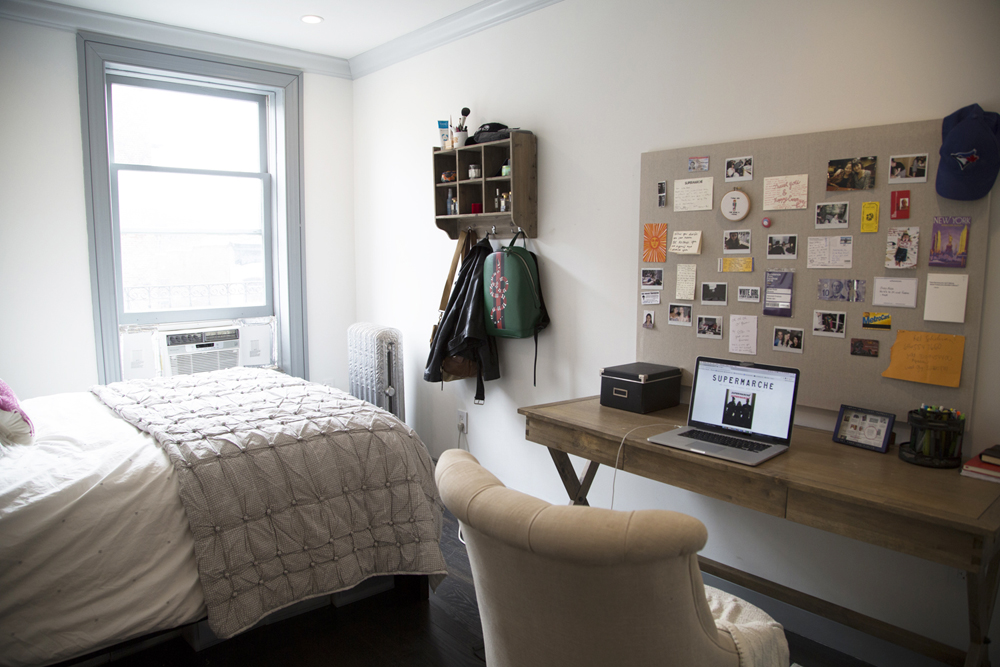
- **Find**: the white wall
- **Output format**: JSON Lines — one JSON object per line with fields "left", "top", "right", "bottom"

{"left": 0, "top": 19, "right": 357, "bottom": 398}
{"left": 0, "top": 19, "right": 98, "bottom": 398}
{"left": 352, "top": 0, "right": 1000, "bottom": 663}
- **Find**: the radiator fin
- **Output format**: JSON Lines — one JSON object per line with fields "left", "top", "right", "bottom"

{"left": 347, "top": 323, "right": 405, "bottom": 420}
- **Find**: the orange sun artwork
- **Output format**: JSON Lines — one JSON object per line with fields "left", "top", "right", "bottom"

{"left": 643, "top": 223, "right": 667, "bottom": 263}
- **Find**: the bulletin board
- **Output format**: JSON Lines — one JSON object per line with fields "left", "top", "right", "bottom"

{"left": 636, "top": 119, "right": 990, "bottom": 424}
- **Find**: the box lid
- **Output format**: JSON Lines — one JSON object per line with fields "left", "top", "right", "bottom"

{"left": 601, "top": 362, "right": 681, "bottom": 383}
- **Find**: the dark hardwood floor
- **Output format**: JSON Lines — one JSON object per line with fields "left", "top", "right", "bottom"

{"left": 60, "top": 507, "right": 872, "bottom": 667}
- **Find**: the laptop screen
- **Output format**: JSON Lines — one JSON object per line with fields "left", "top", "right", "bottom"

{"left": 688, "top": 357, "right": 800, "bottom": 444}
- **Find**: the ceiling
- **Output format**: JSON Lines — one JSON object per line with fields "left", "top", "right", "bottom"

{"left": 37, "top": 0, "right": 487, "bottom": 60}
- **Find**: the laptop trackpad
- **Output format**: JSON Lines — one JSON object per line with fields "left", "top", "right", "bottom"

{"left": 688, "top": 443, "right": 725, "bottom": 455}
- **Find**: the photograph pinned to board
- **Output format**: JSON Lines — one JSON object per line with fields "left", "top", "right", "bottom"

{"left": 641, "top": 291, "right": 660, "bottom": 305}
{"left": 701, "top": 282, "right": 728, "bottom": 306}
{"left": 641, "top": 268, "right": 664, "bottom": 289}
{"left": 929, "top": 216, "right": 970, "bottom": 268}
{"left": 816, "top": 202, "right": 849, "bottom": 229}
{"left": 723, "top": 230, "right": 751, "bottom": 254}
{"left": 737, "top": 286, "right": 761, "bottom": 303}
{"left": 772, "top": 326, "right": 803, "bottom": 353}
{"left": 813, "top": 310, "right": 847, "bottom": 338}
{"left": 807, "top": 236, "right": 853, "bottom": 269}
{"left": 657, "top": 181, "right": 667, "bottom": 208}
{"left": 766, "top": 234, "right": 797, "bottom": 259}
{"left": 826, "top": 156, "right": 877, "bottom": 191}
{"left": 688, "top": 156, "right": 709, "bottom": 172}
{"left": 862, "top": 312, "right": 892, "bottom": 330}
{"left": 885, "top": 226, "right": 919, "bottom": 269}
{"left": 890, "top": 190, "right": 910, "bottom": 220}
{"left": 850, "top": 338, "right": 880, "bottom": 357}
{"left": 763, "top": 270, "right": 794, "bottom": 317}
{"left": 888, "top": 154, "right": 928, "bottom": 183}
{"left": 668, "top": 303, "right": 692, "bottom": 326}
{"left": 725, "top": 156, "right": 753, "bottom": 182}
{"left": 643, "top": 223, "right": 668, "bottom": 262}
{"left": 642, "top": 310, "right": 655, "bottom": 329}
{"left": 697, "top": 315, "right": 723, "bottom": 339}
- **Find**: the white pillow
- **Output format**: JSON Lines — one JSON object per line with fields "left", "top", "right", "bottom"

{"left": 0, "top": 379, "right": 34, "bottom": 446}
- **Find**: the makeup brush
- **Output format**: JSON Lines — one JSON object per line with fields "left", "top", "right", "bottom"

{"left": 459, "top": 107, "right": 470, "bottom": 132}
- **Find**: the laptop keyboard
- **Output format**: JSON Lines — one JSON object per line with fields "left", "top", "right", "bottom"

{"left": 686, "top": 429, "right": 770, "bottom": 453}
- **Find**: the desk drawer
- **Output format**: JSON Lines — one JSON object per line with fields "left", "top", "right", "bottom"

{"left": 625, "top": 445, "right": 787, "bottom": 517}
{"left": 786, "top": 488, "right": 981, "bottom": 571}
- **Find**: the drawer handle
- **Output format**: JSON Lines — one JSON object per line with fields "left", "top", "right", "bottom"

{"left": 613, "top": 387, "right": 628, "bottom": 398}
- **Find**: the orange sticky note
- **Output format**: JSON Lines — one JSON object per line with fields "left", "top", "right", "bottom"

{"left": 882, "top": 330, "right": 964, "bottom": 388}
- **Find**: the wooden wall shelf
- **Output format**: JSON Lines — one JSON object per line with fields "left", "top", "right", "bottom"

{"left": 433, "top": 131, "right": 537, "bottom": 239}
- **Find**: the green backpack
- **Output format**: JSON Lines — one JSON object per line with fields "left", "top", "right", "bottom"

{"left": 483, "top": 231, "right": 550, "bottom": 381}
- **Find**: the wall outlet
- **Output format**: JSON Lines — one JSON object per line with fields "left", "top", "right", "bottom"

{"left": 457, "top": 410, "right": 468, "bottom": 434}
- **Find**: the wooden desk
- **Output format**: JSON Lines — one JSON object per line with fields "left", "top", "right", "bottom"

{"left": 518, "top": 396, "right": 1000, "bottom": 667}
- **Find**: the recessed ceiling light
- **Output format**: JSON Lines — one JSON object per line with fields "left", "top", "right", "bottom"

{"left": 301, "top": 15, "right": 324, "bottom": 24}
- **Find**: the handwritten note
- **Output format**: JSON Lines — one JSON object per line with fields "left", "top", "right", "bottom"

{"left": 676, "top": 264, "right": 696, "bottom": 300}
{"left": 668, "top": 230, "right": 703, "bottom": 254}
{"left": 763, "top": 174, "right": 809, "bottom": 210}
{"left": 729, "top": 314, "right": 758, "bottom": 355}
{"left": 882, "top": 331, "right": 965, "bottom": 388}
{"left": 673, "top": 177, "right": 714, "bottom": 212}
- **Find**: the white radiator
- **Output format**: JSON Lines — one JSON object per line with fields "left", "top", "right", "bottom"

{"left": 348, "top": 323, "right": 405, "bottom": 420}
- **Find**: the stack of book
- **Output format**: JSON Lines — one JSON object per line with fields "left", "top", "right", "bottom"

{"left": 962, "top": 445, "right": 1000, "bottom": 483}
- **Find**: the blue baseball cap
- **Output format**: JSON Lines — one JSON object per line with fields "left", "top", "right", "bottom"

{"left": 936, "top": 103, "right": 1000, "bottom": 201}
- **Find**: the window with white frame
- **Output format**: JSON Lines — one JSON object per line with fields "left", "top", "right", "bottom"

{"left": 78, "top": 34, "right": 308, "bottom": 383}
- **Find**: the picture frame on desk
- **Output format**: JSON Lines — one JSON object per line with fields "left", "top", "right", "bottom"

{"left": 833, "top": 404, "right": 896, "bottom": 453}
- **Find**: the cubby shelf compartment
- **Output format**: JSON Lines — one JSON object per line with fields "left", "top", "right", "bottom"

{"left": 432, "top": 131, "right": 536, "bottom": 239}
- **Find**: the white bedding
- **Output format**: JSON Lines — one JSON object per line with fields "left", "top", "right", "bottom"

{"left": 0, "top": 392, "right": 205, "bottom": 667}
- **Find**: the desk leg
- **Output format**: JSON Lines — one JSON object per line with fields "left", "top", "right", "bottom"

{"left": 966, "top": 541, "right": 1000, "bottom": 667}
{"left": 547, "top": 448, "right": 599, "bottom": 506}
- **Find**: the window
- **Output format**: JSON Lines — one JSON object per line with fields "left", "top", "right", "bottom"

{"left": 78, "top": 34, "right": 308, "bottom": 382}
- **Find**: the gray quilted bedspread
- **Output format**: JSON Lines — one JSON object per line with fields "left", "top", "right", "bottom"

{"left": 92, "top": 367, "right": 447, "bottom": 638}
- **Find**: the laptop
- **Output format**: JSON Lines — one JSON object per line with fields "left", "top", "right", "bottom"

{"left": 647, "top": 356, "right": 800, "bottom": 466}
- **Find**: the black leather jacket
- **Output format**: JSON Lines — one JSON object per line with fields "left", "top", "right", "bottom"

{"left": 424, "top": 238, "right": 500, "bottom": 402}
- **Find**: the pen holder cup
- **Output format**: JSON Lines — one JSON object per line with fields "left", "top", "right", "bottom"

{"left": 898, "top": 410, "right": 964, "bottom": 468}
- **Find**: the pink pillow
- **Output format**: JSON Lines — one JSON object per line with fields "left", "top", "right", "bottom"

{"left": 0, "top": 379, "right": 34, "bottom": 446}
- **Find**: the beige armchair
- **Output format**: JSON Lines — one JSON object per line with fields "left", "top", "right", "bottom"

{"left": 435, "top": 449, "right": 789, "bottom": 667}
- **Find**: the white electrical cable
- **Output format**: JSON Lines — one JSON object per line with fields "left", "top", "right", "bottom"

{"left": 609, "top": 423, "right": 675, "bottom": 510}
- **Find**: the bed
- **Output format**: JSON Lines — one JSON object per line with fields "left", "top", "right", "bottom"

{"left": 0, "top": 368, "right": 448, "bottom": 667}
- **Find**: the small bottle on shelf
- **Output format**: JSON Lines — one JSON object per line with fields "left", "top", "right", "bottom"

{"left": 446, "top": 188, "right": 456, "bottom": 216}
{"left": 495, "top": 188, "right": 501, "bottom": 211}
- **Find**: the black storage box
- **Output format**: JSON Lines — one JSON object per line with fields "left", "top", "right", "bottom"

{"left": 600, "top": 363, "right": 681, "bottom": 414}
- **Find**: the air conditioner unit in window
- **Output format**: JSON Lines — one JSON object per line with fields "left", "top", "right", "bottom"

{"left": 162, "top": 327, "right": 241, "bottom": 377}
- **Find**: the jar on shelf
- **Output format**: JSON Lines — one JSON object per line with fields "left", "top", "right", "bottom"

{"left": 468, "top": 164, "right": 482, "bottom": 179}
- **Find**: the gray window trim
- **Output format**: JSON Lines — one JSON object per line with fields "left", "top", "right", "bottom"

{"left": 77, "top": 31, "right": 308, "bottom": 383}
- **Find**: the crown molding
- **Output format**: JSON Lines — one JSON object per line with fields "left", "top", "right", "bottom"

{"left": 0, "top": 0, "right": 353, "bottom": 79}
{"left": 347, "top": 0, "right": 562, "bottom": 78}
{"left": 0, "top": 0, "right": 562, "bottom": 80}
